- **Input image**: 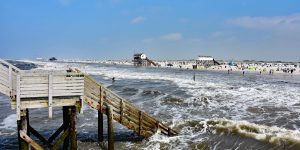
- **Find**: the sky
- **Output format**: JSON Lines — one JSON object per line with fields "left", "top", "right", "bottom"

{"left": 1, "top": 0, "right": 300, "bottom": 61}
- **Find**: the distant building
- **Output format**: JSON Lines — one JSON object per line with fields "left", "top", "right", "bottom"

{"left": 133, "top": 53, "right": 157, "bottom": 66}
{"left": 49, "top": 57, "right": 57, "bottom": 61}
{"left": 194, "top": 56, "right": 220, "bottom": 69}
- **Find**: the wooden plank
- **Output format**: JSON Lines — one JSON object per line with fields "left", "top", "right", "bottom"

{"left": 11, "top": 98, "right": 80, "bottom": 109}
{"left": 20, "top": 92, "right": 83, "bottom": 98}
{"left": 16, "top": 75, "right": 21, "bottom": 120}
{"left": 21, "top": 86, "right": 48, "bottom": 91}
{"left": 20, "top": 84, "right": 49, "bottom": 88}
{"left": 53, "top": 86, "right": 83, "bottom": 90}
{"left": 53, "top": 83, "right": 84, "bottom": 88}
{"left": 49, "top": 74, "right": 53, "bottom": 118}
{"left": 19, "top": 130, "right": 43, "bottom": 150}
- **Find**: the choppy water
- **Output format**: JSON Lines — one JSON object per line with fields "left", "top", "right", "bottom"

{"left": 1, "top": 61, "right": 300, "bottom": 150}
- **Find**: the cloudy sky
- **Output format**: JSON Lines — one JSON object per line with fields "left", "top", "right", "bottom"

{"left": 1, "top": 0, "right": 300, "bottom": 61}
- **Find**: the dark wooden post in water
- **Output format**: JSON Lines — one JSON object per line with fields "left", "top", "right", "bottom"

{"left": 106, "top": 104, "right": 114, "bottom": 150}
{"left": 98, "top": 87, "right": 104, "bottom": 142}
{"left": 70, "top": 106, "right": 77, "bottom": 149}
{"left": 18, "top": 109, "right": 29, "bottom": 150}
{"left": 63, "top": 106, "right": 70, "bottom": 149}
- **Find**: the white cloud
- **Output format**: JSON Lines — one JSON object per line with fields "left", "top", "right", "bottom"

{"left": 131, "top": 16, "right": 145, "bottom": 24}
{"left": 160, "top": 33, "right": 182, "bottom": 41}
{"left": 227, "top": 13, "right": 300, "bottom": 31}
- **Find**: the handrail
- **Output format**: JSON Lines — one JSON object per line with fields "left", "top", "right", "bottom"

{"left": 0, "top": 58, "right": 22, "bottom": 73}
{"left": 80, "top": 69, "right": 178, "bottom": 137}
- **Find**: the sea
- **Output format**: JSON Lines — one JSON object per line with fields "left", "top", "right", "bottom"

{"left": 0, "top": 61, "right": 300, "bottom": 150}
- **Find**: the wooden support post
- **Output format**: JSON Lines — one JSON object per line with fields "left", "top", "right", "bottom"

{"left": 98, "top": 110, "right": 104, "bottom": 142}
{"left": 63, "top": 106, "right": 70, "bottom": 149}
{"left": 48, "top": 74, "right": 53, "bottom": 118}
{"left": 98, "top": 86, "right": 104, "bottom": 142}
{"left": 18, "top": 110, "right": 29, "bottom": 150}
{"left": 70, "top": 106, "right": 77, "bottom": 150}
{"left": 106, "top": 104, "right": 114, "bottom": 150}
{"left": 139, "top": 111, "right": 142, "bottom": 135}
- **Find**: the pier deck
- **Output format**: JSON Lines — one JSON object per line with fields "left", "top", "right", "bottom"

{"left": 0, "top": 59, "right": 178, "bottom": 149}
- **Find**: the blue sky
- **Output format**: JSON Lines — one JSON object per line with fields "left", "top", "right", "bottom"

{"left": 1, "top": 0, "right": 300, "bottom": 61}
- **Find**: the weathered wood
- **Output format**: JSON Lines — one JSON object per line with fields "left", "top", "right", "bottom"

{"left": 106, "top": 104, "right": 114, "bottom": 150}
{"left": 63, "top": 106, "right": 70, "bottom": 149}
{"left": 19, "top": 130, "right": 43, "bottom": 150}
{"left": 29, "top": 125, "right": 52, "bottom": 148}
{"left": 98, "top": 86, "right": 104, "bottom": 143}
{"left": 12, "top": 99, "right": 80, "bottom": 111}
{"left": 70, "top": 106, "right": 77, "bottom": 150}
{"left": 48, "top": 123, "right": 66, "bottom": 144}
{"left": 98, "top": 110, "right": 103, "bottom": 142}
{"left": 16, "top": 75, "right": 21, "bottom": 120}
{"left": 18, "top": 112, "right": 29, "bottom": 150}
{"left": 8, "top": 66, "right": 12, "bottom": 94}
{"left": 49, "top": 74, "right": 53, "bottom": 118}
{"left": 51, "top": 128, "right": 70, "bottom": 150}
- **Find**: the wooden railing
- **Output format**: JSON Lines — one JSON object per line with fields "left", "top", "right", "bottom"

{"left": 0, "top": 59, "right": 20, "bottom": 98}
{"left": 83, "top": 74, "right": 178, "bottom": 138}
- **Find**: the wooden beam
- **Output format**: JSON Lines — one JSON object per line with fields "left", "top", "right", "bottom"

{"left": 51, "top": 128, "right": 70, "bottom": 150}
{"left": 106, "top": 104, "right": 114, "bottom": 150}
{"left": 19, "top": 130, "right": 43, "bottom": 150}
{"left": 48, "top": 124, "right": 66, "bottom": 144}
{"left": 29, "top": 125, "right": 52, "bottom": 148}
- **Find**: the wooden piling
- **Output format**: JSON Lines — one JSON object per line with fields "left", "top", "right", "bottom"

{"left": 106, "top": 104, "right": 114, "bottom": 150}
{"left": 18, "top": 110, "right": 29, "bottom": 150}
{"left": 98, "top": 110, "right": 104, "bottom": 142}
{"left": 70, "top": 106, "right": 77, "bottom": 149}
{"left": 63, "top": 106, "right": 70, "bottom": 149}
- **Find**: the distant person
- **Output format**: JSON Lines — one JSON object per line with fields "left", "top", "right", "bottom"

{"left": 228, "top": 70, "right": 230, "bottom": 74}
{"left": 291, "top": 69, "right": 294, "bottom": 74}
{"left": 243, "top": 71, "right": 245, "bottom": 76}
{"left": 112, "top": 77, "right": 115, "bottom": 82}
{"left": 259, "top": 71, "right": 262, "bottom": 75}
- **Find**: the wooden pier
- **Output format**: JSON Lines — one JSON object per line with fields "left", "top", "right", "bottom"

{"left": 0, "top": 59, "right": 178, "bottom": 150}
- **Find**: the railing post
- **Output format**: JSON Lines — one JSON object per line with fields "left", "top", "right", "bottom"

{"left": 48, "top": 74, "right": 53, "bottom": 118}
{"left": 98, "top": 86, "right": 104, "bottom": 142}
{"left": 8, "top": 66, "right": 12, "bottom": 97}
{"left": 139, "top": 111, "right": 142, "bottom": 135}
{"left": 106, "top": 104, "right": 114, "bottom": 150}
{"left": 16, "top": 75, "right": 21, "bottom": 120}
{"left": 120, "top": 99, "right": 123, "bottom": 124}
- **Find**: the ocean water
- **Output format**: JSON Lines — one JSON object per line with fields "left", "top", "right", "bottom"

{"left": 1, "top": 62, "right": 300, "bottom": 150}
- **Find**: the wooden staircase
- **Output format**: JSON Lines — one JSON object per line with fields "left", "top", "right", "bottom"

{"left": 83, "top": 73, "right": 178, "bottom": 138}
{"left": 0, "top": 58, "right": 178, "bottom": 147}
